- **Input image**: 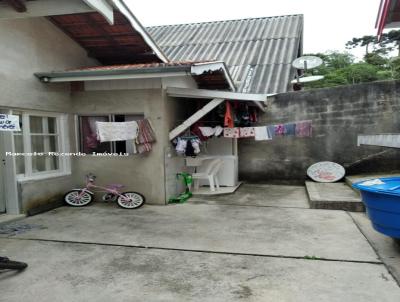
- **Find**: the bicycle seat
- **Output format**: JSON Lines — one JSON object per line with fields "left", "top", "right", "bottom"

{"left": 107, "top": 184, "right": 125, "bottom": 190}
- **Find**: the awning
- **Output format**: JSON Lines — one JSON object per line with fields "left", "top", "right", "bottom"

{"left": 35, "top": 61, "right": 235, "bottom": 91}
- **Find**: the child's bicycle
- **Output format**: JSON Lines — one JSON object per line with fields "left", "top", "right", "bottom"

{"left": 0, "top": 257, "right": 28, "bottom": 270}
{"left": 64, "top": 174, "right": 145, "bottom": 209}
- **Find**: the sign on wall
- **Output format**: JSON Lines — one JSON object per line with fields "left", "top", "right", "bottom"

{"left": 0, "top": 114, "right": 21, "bottom": 131}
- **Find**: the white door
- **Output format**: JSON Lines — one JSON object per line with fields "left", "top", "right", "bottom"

{"left": 0, "top": 109, "right": 19, "bottom": 214}
{"left": 0, "top": 132, "right": 6, "bottom": 213}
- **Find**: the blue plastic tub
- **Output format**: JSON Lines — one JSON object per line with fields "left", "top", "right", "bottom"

{"left": 353, "top": 177, "right": 400, "bottom": 239}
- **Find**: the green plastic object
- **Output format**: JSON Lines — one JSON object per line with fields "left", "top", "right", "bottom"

{"left": 168, "top": 172, "right": 193, "bottom": 204}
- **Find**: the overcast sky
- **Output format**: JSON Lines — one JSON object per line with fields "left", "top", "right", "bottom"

{"left": 126, "top": 0, "right": 382, "bottom": 59}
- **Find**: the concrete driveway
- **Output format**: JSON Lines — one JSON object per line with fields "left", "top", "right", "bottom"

{"left": 1, "top": 184, "right": 400, "bottom": 301}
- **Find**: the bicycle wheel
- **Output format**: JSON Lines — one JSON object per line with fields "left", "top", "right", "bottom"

{"left": 64, "top": 190, "right": 93, "bottom": 207}
{"left": 0, "top": 257, "right": 28, "bottom": 270}
{"left": 117, "top": 192, "right": 145, "bottom": 209}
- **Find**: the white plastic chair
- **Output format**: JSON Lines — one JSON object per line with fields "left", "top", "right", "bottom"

{"left": 192, "top": 159, "right": 224, "bottom": 192}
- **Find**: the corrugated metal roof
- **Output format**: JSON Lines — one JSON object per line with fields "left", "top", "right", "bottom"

{"left": 146, "top": 15, "right": 303, "bottom": 94}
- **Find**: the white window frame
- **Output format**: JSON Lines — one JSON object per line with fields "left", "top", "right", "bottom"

{"left": 12, "top": 111, "right": 71, "bottom": 182}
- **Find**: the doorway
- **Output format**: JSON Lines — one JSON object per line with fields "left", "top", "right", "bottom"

{"left": 0, "top": 109, "right": 19, "bottom": 214}
{"left": 0, "top": 132, "right": 6, "bottom": 213}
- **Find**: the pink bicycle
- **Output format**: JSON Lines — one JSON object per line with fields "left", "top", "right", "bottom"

{"left": 64, "top": 174, "right": 145, "bottom": 209}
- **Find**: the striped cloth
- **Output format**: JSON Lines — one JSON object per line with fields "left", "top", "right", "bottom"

{"left": 136, "top": 119, "right": 156, "bottom": 153}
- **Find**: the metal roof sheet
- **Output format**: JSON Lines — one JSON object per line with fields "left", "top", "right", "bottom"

{"left": 146, "top": 15, "right": 303, "bottom": 94}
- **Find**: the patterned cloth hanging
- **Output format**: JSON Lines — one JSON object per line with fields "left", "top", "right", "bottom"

{"left": 136, "top": 119, "right": 156, "bottom": 153}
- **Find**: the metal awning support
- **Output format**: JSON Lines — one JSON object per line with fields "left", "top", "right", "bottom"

{"left": 166, "top": 87, "right": 272, "bottom": 112}
{"left": 169, "top": 98, "right": 225, "bottom": 140}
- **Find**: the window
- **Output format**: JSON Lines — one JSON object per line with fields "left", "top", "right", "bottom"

{"left": 78, "top": 114, "right": 143, "bottom": 155}
{"left": 12, "top": 112, "right": 70, "bottom": 180}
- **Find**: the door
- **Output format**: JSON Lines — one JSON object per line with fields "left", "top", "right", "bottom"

{"left": 0, "top": 109, "right": 20, "bottom": 214}
{"left": 0, "top": 132, "right": 6, "bottom": 213}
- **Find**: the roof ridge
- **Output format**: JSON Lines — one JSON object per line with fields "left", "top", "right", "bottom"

{"left": 146, "top": 14, "right": 303, "bottom": 29}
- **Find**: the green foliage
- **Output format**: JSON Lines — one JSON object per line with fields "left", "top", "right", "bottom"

{"left": 299, "top": 31, "right": 400, "bottom": 90}
{"left": 342, "top": 63, "right": 379, "bottom": 84}
{"left": 364, "top": 52, "right": 388, "bottom": 68}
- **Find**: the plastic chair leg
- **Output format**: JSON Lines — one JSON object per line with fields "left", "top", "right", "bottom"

{"left": 215, "top": 176, "right": 220, "bottom": 190}
{"left": 208, "top": 176, "right": 215, "bottom": 192}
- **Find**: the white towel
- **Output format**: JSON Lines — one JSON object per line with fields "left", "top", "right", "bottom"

{"left": 96, "top": 121, "right": 139, "bottom": 143}
{"left": 199, "top": 127, "right": 215, "bottom": 137}
{"left": 254, "top": 126, "right": 271, "bottom": 141}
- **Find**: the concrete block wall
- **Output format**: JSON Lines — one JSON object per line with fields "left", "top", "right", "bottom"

{"left": 239, "top": 80, "right": 400, "bottom": 183}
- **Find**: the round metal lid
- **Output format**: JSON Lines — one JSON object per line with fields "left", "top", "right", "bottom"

{"left": 307, "top": 161, "right": 345, "bottom": 183}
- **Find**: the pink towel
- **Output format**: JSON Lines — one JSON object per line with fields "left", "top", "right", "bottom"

{"left": 295, "top": 120, "right": 312, "bottom": 137}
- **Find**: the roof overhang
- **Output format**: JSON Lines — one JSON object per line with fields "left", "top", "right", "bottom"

{"left": 0, "top": 0, "right": 168, "bottom": 64}
{"left": 0, "top": 0, "right": 110, "bottom": 20}
{"left": 48, "top": 1, "right": 168, "bottom": 64}
{"left": 376, "top": 0, "right": 400, "bottom": 39}
{"left": 34, "top": 62, "right": 235, "bottom": 91}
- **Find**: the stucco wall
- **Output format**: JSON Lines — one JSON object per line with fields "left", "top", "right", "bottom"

{"left": 239, "top": 80, "right": 400, "bottom": 183}
{"left": 0, "top": 17, "right": 96, "bottom": 112}
{"left": 71, "top": 89, "right": 167, "bottom": 205}
{"left": 0, "top": 17, "right": 97, "bottom": 213}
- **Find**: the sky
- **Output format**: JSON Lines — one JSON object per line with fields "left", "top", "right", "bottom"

{"left": 125, "top": 0, "right": 382, "bottom": 59}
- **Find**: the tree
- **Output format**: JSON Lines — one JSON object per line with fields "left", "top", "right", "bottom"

{"left": 301, "top": 52, "right": 382, "bottom": 89}
{"left": 323, "top": 51, "right": 354, "bottom": 69}
{"left": 364, "top": 52, "right": 387, "bottom": 68}
{"left": 380, "top": 30, "right": 400, "bottom": 56}
{"left": 341, "top": 63, "right": 379, "bottom": 84}
{"left": 346, "top": 35, "right": 377, "bottom": 56}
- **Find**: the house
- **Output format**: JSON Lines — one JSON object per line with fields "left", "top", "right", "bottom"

{"left": 376, "top": 0, "right": 400, "bottom": 39}
{"left": 0, "top": 0, "right": 303, "bottom": 215}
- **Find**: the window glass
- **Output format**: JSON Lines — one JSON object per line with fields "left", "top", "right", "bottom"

{"left": 13, "top": 134, "right": 24, "bottom": 175}
{"left": 29, "top": 116, "right": 43, "bottom": 133}
{"left": 31, "top": 136, "right": 45, "bottom": 153}
{"left": 48, "top": 117, "right": 57, "bottom": 134}
{"left": 80, "top": 116, "right": 111, "bottom": 154}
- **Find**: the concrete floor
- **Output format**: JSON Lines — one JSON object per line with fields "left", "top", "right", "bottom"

{"left": 1, "top": 184, "right": 400, "bottom": 301}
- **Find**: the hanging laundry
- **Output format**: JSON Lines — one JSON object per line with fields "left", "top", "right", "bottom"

{"left": 96, "top": 121, "right": 138, "bottom": 143}
{"left": 254, "top": 126, "right": 271, "bottom": 141}
{"left": 224, "top": 101, "right": 234, "bottom": 128}
{"left": 214, "top": 125, "right": 223, "bottom": 137}
{"left": 295, "top": 120, "right": 312, "bottom": 137}
{"left": 136, "top": 119, "right": 156, "bottom": 153}
{"left": 237, "top": 103, "right": 251, "bottom": 127}
{"left": 239, "top": 127, "right": 255, "bottom": 138}
{"left": 191, "top": 138, "right": 201, "bottom": 154}
{"left": 249, "top": 108, "right": 258, "bottom": 123}
{"left": 274, "top": 124, "right": 285, "bottom": 137}
{"left": 185, "top": 140, "right": 196, "bottom": 157}
{"left": 199, "top": 127, "right": 215, "bottom": 137}
{"left": 266, "top": 125, "right": 276, "bottom": 139}
{"left": 175, "top": 137, "right": 187, "bottom": 154}
{"left": 223, "top": 127, "right": 240, "bottom": 138}
{"left": 284, "top": 123, "right": 296, "bottom": 136}
{"left": 191, "top": 122, "right": 207, "bottom": 141}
